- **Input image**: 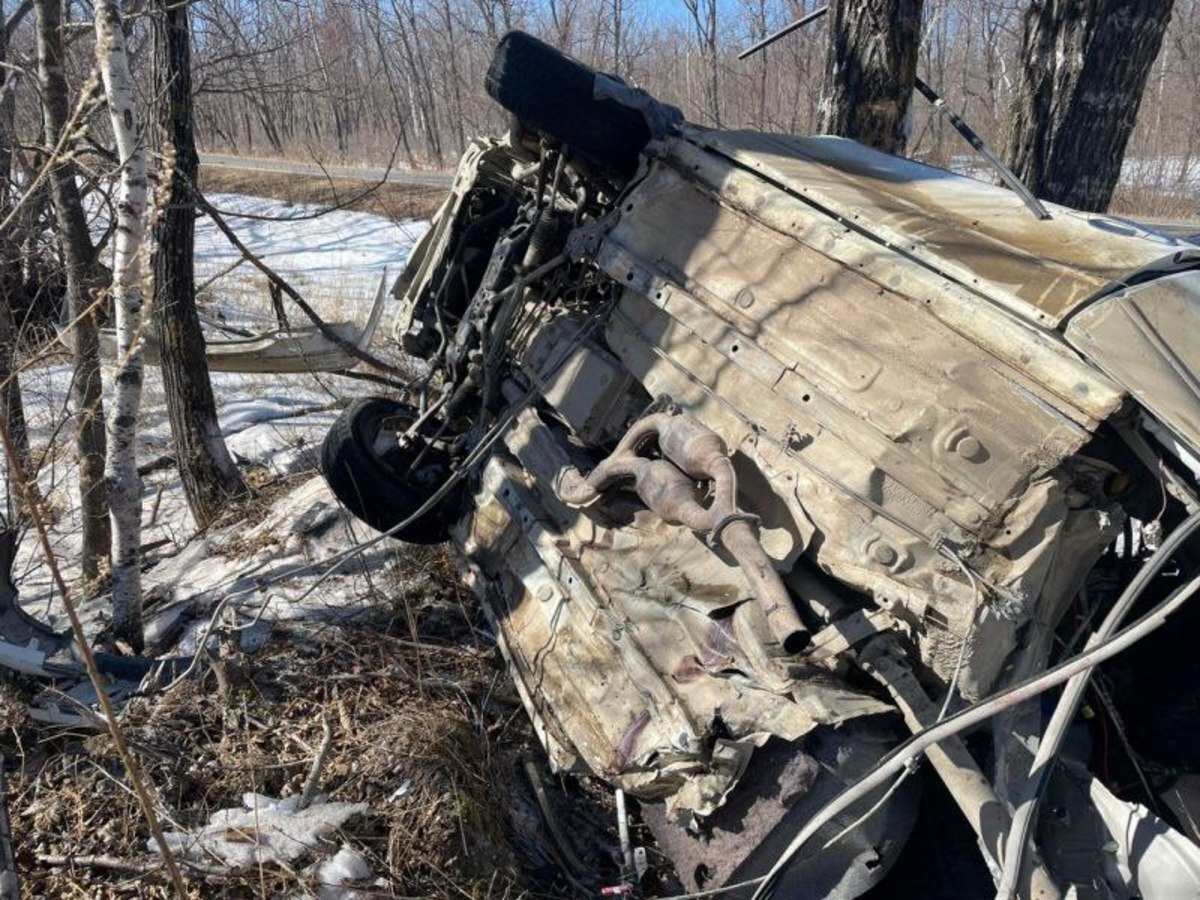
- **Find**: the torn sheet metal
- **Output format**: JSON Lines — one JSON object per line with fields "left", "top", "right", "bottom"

{"left": 458, "top": 435, "right": 886, "bottom": 825}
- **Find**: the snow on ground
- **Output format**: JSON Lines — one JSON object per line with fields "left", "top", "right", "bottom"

{"left": 945, "top": 153, "right": 1200, "bottom": 214}
{"left": 15, "top": 194, "right": 431, "bottom": 642}
{"left": 194, "top": 193, "right": 429, "bottom": 328}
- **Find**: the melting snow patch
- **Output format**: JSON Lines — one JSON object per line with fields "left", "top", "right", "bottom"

{"left": 155, "top": 793, "right": 368, "bottom": 868}
{"left": 305, "top": 846, "right": 387, "bottom": 899}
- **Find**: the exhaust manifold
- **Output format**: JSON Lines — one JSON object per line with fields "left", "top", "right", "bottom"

{"left": 555, "top": 412, "right": 809, "bottom": 654}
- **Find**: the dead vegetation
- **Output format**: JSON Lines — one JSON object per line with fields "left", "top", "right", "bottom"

{"left": 4, "top": 549, "right": 625, "bottom": 897}
{"left": 1108, "top": 185, "right": 1200, "bottom": 224}
{"left": 199, "top": 166, "right": 447, "bottom": 223}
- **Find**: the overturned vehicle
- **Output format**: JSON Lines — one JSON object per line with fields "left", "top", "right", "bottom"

{"left": 322, "top": 32, "right": 1200, "bottom": 899}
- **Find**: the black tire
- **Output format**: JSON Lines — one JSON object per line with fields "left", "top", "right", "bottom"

{"left": 485, "top": 30, "right": 652, "bottom": 178}
{"left": 320, "top": 397, "right": 463, "bottom": 544}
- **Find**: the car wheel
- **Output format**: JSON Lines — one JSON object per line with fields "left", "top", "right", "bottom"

{"left": 485, "top": 30, "right": 654, "bottom": 178}
{"left": 320, "top": 397, "right": 463, "bottom": 544}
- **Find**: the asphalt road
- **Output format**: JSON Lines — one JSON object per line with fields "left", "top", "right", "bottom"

{"left": 200, "top": 153, "right": 455, "bottom": 189}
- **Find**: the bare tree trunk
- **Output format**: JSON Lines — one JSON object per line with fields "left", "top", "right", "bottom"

{"left": 682, "top": 0, "right": 721, "bottom": 126}
{"left": 819, "top": 0, "right": 924, "bottom": 154}
{"left": 367, "top": 4, "right": 417, "bottom": 166}
{"left": 1004, "top": 0, "right": 1175, "bottom": 212}
{"left": 1, "top": 0, "right": 33, "bottom": 606}
{"left": 0, "top": 298, "right": 26, "bottom": 492}
{"left": 151, "top": 0, "right": 246, "bottom": 530}
{"left": 0, "top": 1, "right": 30, "bottom": 480}
{"left": 435, "top": 0, "right": 467, "bottom": 152}
{"left": 34, "top": 0, "right": 111, "bottom": 583}
{"left": 95, "top": 0, "right": 147, "bottom": 652}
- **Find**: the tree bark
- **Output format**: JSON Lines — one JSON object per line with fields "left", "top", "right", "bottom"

{"left": 95, "top": 0, "right": 148, "bottom": 652}
{"left": 0, "top": 1, "right": 29, "bottom": 482}
{"left": 34, "top": 0, "right": 111, "bottom": 582}
{"left": 1004, "top": 0, "right": 1175, "bottom": 212}
{"left": 151, "top": 0, "right": 246, "bottom": 530}
{"left": 819, "top": 0, "right": 924, "bottom": 155}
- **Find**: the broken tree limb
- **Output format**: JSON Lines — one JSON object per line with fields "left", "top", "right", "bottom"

{"left": 138, "top": 454, "right": 176, "bottom": 477}
{"left": 297, "top": 716, "right": 334, "bottom": 811}
{"left": 190, "top": 189, "right": 411, "bottom": 386}
{"left": 36, "top": 853, "right": 228, "bottom": 877}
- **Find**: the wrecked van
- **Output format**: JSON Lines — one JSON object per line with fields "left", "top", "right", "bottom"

{"left": 322, "top": 31, "right": 1200, "bottom": 899}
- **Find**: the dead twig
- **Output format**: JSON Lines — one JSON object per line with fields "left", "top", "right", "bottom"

{"left": 297, "top": 715, "right": 334, "bottom": 811}
{"left": 138, "top": 454, "right": 176, "bottom": 477}
{"left": 36, "top": 853, "right": 227, "bottom": 877}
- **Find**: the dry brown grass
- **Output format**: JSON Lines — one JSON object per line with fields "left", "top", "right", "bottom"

{"left": 1107, "top": 183, "right": 1200, "bottom": 223}
{"left": 199, "top": 166, "right": 447, "bottom": 223}
{"left": 7, "top": 560, "right": 622, "bottom": 897}
{"left": 11, "top": 630, "right": 515, "bottom": 896}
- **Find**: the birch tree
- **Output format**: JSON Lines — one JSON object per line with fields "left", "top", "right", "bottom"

{"left": 95, "top": 0, "right": 148, "bottom": 651}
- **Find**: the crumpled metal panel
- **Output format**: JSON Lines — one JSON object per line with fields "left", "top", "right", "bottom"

{"left": 687, "top": 128, "right": 1180, "bottom": 324}
{"left": 1066, "top": 269, "right": 1200, "bottom": 450}
{"left": 660, "top": 139, "right": 1123, "bottom": 425}
{"left": 600, "top": 163, "right": 1093, "bottom": 523}
{"left": 456, "top": 416, "right": 888, "bottom": 825}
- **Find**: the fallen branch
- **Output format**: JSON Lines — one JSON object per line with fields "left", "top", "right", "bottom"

{"left": 190, "top": 189, "right": 411, "bottom": 387}
{"left": 297, "top": 716, "right": 334, "bottom": 811}
{"left": 137, "top": 454, "right": 176, "bottom": 477}
{"left": 36, "top": 853, "right": 228, "bottom": 877}
{"left": 333, "top": 367, "right": 419, "bottom": 390}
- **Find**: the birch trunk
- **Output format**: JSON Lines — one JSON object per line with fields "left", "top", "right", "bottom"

{"left": 95, "top": 0, "right": 148, "bottom": 651}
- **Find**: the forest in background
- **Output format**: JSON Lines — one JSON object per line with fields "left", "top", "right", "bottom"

{"left": 5, "top": 0, "right": 1200, "bottom": 217}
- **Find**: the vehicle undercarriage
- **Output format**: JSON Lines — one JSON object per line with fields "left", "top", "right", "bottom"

{"left": 323, "top": 31, "right": 1200, "bottom": 899}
